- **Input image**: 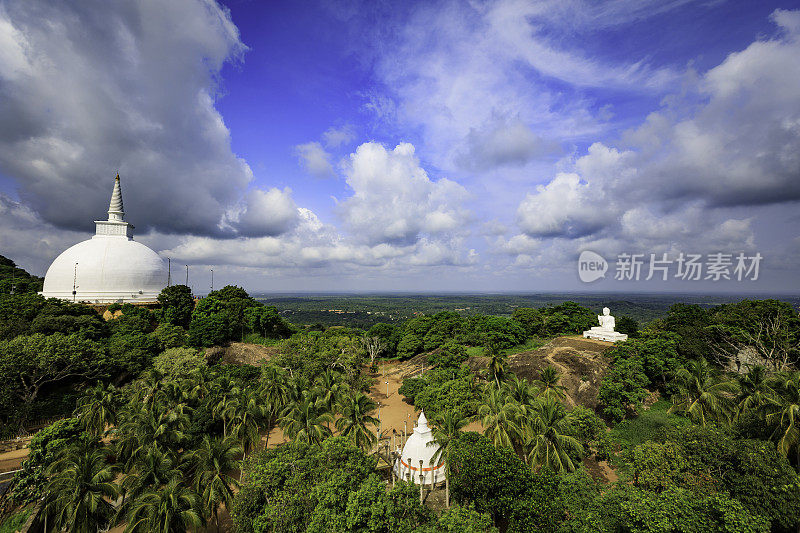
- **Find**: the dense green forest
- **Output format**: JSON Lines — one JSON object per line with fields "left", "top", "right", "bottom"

{"left": 256, "top": 292, "right": 800, "bottom": 329}
{"left": 1, "top": 254, "right": 799, "bottom": 532}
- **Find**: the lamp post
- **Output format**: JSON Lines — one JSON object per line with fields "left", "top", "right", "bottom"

{"left": 185, "top": 265, "right": 189, "bottom": 286}
{"left": 210, "top": 268, "right": 214, "bottom": 293}
{"left": 419, "top": 460, "right": 424, "bottom": 504}
{"left": 72, "top": 262, "right": 78, "bottom": 302}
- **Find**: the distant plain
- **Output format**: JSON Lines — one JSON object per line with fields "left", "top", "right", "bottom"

{"left": 254, "top": 293, "right": 800, "bottom": 328}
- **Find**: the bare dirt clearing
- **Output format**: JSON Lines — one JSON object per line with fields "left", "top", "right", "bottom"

{"left": 209, "top": 342, "right": 281, "bottom": 365}
{"left": 504, "top": 336, "right": 613, "bottom": 408}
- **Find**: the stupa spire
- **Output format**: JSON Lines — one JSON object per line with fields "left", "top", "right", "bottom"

{"left": 95, "top": 173, "right": 134, "bottom": 239}
{"left": 108, "top": 173, "right": 124, "bottom": 222}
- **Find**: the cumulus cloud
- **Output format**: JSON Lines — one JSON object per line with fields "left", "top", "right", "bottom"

{"left": 622, "top": 15, "right": 800, "bottom": 207}
{"left": 0, "top": 0, "right": 257, "bottom": 237}
{"left": 457, "top": 117, "right": 559, "bottom": 170}
{"left": 222, "top": 187, "right": 300, "bottom": 237}
{"left": 0, "top": 194, "right": 85, "bottom": 274}
{"left": 338, "top": 142, "right": 470, "bottom": 245}
{"left": 322, "top": 124, "right": 356, "bottom": 148}
{"left": 512, "top": 9, "right": 800, "bottom": 270}
{"left": 516, "top": 172, "right": 614, "bottom": 238}
{"left": 161, "top": 141, "right": 478, "bottom": 272}
{"left": 161, "top": 207, "right": 475, "bottom": 271}
{"left": 294, "top": 141, "right": 334, "bottom": 178}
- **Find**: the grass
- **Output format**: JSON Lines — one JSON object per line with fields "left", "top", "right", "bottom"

{"left": 0, "top": 508, "right": 32, "bottom": 533}
{"left": 610, "top": 400, "right": 689, "bottom": 449}
{"left": 465, "top": 346, "right": 484, "bottom": 357}
{"left": 503, "top": 336, "right": 548, "bottom": 356}
{"left": 464, "top": 337, "right": 549, "bottom": 359}
{"left": 241, "top": 333, "right": 285, "bottom": 346}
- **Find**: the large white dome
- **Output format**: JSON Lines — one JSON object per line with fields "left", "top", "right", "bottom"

{"left": 40, "top": 174, "right": 167, "bottom": 304}
{"left": 42, "top": 236, "right": 167, "bottom": 304}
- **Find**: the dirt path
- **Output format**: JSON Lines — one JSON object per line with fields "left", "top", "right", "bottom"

{"left": 0, "top": 447, "right": 28, "bottom": 473}
{"left": 598, "top": 460, "right": 619, "bottom": 483}
{"left": 370, "top": 358, "right": 426, "bottom": 450}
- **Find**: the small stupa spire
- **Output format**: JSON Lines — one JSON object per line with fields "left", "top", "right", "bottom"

{"left": 417, "top": 411, "right": 429, "bottom": 431}
{"left": 108, "top": 173, "right": 124, "bottom": 222}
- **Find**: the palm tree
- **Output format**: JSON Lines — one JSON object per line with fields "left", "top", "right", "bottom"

{"left": 120, "top": 444, "right": 181, "bottom": 506}
{"left": 428, "top": 410, "right": 469, "bottom": 508}
{"left": 122, "top": 478, "right": 203, "bottom": 533}
{"left": 192, "top": 436, "right": 242, "bottom": 532}
{"left": 669, "top": 358, "right": 735, "bottom": 426}
{"left": 735, "top": 365, "right": 777, "bottom": 419}
{"left": 315, "top": 368, "right": 345, "bottom": 429}
{"left": 260, "top": 365, "right": 289, "bottom": 449}
{"left": 535, "top": 366, "right": 567, "bottom": 401}
{"left": 43, "top": 443, "right": 119, "bottom": 533}
{"left": 186, "top": 368, "right": 213, "bottom": 402}
{"left": 133, "top": 369, "right": 169, "bottom": 410}
{"left": 286, "top": 376, "right": 311, "bottom": 405}
{"left": 213, "top": 384, "right": 242, "bottom": 438}
{"left": 477, "top": 387, "right": 522, "bottom": 452}
{"left": 335, "top": 391, "right": 380, "bottom": 451}
{"left": 74, "top": 382, "right": 118, "bottom": 437}
{"left": 484, "top": 344, "right": 507, "bottom": 387}
{"left": 280, "top": 394, "right": 333, "bottom": 445}
{"left": 115, "top": 403, "right": 191, "bottom": 469}
{"left": 767, "top": 372, "right": 800, "bottom": 464}
{"left": 525, "top": 397, "right": 583, "bottom": 473}
{"left": 261, "top": 365, "right": 289, "bottom": 407}
{"left": 229, "top": 388, "right": 267, "bottom": 461}
{"left": 503, "top": 375, "right": 539, "bottom": 414}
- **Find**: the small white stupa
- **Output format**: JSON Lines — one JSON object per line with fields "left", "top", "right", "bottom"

{"left": 394, "top": 411, "right": 444, "bottom": 486}
{"left": 583, "top": 307, "right": 628, "bottom": 343}
{"left": 40, "top": 175, "right": 167, "bottom": 304}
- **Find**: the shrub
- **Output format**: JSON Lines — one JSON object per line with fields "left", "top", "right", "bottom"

{"left": 153, "top": 347, "right": 205, "bottom": 376}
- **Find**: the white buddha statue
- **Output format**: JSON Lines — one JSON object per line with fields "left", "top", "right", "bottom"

{"left": 583, "top": 307, "right": 628, "bottom": 343}
{"left": 596, "top": 308, "right": 615, "bottom": 331}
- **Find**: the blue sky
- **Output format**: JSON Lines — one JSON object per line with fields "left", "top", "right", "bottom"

{"left": 1, "top": 0, "right": 799, "bottom": 293}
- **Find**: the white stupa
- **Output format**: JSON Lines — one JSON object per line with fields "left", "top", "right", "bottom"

{"left": 40, "top": 175, "right": 167, "bottom": 304}
{"left": 394, "top": 411, "right": 444, "bottom": 486}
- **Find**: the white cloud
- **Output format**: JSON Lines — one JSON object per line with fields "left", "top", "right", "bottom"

{"left": 374, "top": 0, "right": 683, "bottom": 172}
{"left": 222, "top": 187, "right": 300, "bottom": 237}
{"left": 294, "top": 141, "right": 334, "bottom": 178}
{"left": 322, "top": 124, "right": 356, "bottom": 148}
{"left": 0, "top": 0, "right": 256, "bottom": 237}
{"left": 161, "top": 141, "right": 477, "bottom": 272}
{"left": 621, "top": 12, "right": 800, "bottom": 207}
{"left": 511, "top": 10, "right": 800, "bottom": 271}
{"left": 338, "top": 142, "right": 470, "bottom": 245}
{"left": 484, "top": 0, "right": 679, "bottom": 89}
{"left": 0, "top": 194, "right": 85, "bottom": 275}
{"left": 162, "top": 207, "right": 475, "bottom": 271}
{"left": 457, "top": 117, "right": 559, "bottom": 170}
{"left": 516, "top": 172, "right": 614, "bottom": 238}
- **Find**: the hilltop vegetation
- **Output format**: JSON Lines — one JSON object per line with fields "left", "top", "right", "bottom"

{"left": 0, "top": 256, "right": 799, "bottom": 532}
{"left": 0, "top": 254, "right": 43, "bottom": 295}
{"left": 254, "top": 292, "right": 795, "bottom": 329}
